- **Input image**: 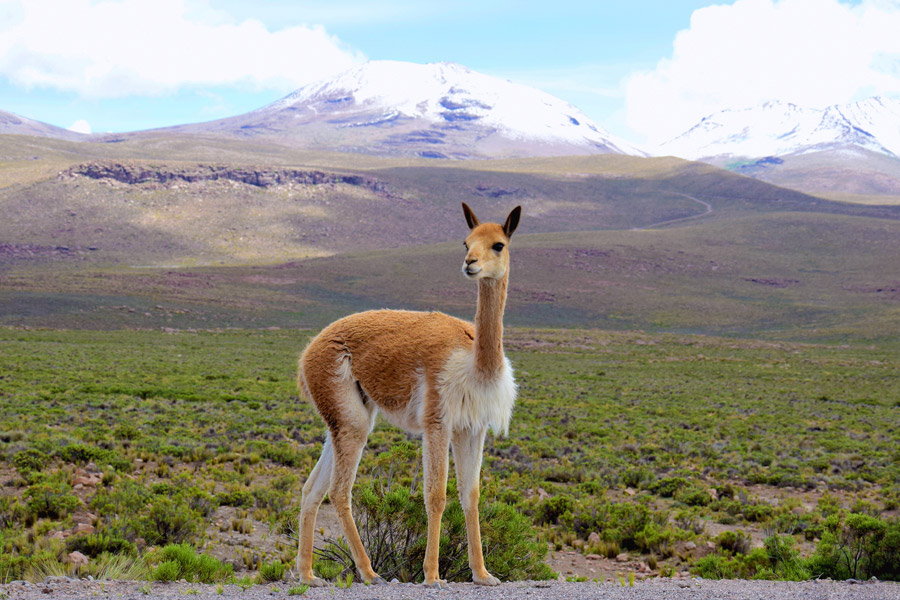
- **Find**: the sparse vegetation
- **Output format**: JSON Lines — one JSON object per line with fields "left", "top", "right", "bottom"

{"left": 1, "top": 326, "right": 898, "bottom": 584}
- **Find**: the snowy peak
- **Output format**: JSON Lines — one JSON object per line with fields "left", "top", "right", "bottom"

{"left": 659, "top": 96, "right": 900, "bottom": 160}
{"left": 250, "top": 60, "right": 644, "bottom": 158}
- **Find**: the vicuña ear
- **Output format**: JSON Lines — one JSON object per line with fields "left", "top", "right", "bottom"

{"left": 462, "top": 202, "right": 480, "bottom": 230}
{"left": 503, "top": 206, "right": 521, "bottom": 238}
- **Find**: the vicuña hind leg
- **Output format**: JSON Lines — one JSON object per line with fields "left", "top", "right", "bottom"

{"left": 452, "top": 427, "right": 499, "bottom": 586}
{"left": 329, "top": 429, "right": 385, "bottom": 585}
{"left": 324, "top": 373, "right": 384, "bottom": 585}
{"left": 297, "top": 434, "right": 334, "bottom": 587}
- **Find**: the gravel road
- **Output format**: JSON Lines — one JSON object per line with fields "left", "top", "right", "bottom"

{"left": 4, "top": 578, "right": 900, "bottom": 600}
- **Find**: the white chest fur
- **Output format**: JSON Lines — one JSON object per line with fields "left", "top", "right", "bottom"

{"left": 437, "top": 348, "right": 517, "bottom": 436}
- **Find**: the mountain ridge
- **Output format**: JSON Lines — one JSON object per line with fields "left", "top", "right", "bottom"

{"left": 147, "top": 60, "right": 645, "bottom": 159}
{"left": 0, "top": 110, "right": 86, "bottom": 142}
{"left": 658, "top": 96, "right": 900, "bottom": 160}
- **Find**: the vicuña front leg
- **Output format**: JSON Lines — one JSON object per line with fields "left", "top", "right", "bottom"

{"left": 422, "top": 426, "right": 450, "bottom": 588}
{"left": 452, "top": 427, "right": 500, "bottom": 586}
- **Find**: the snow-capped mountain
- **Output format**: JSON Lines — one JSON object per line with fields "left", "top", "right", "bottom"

{"left": 161, "top": 60, "right": 644, "bottom": 159}
{"left": 659, "top": 97, "right": 900, "bottom": 160}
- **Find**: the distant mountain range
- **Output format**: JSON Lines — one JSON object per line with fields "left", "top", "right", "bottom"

{"left": 4, "top": 62, "right": 900, "bottom": 201}
{"left": 658, "top": 97, "right": 900, "bottom": 160}
{"left": 1, "top": 61, "right": 643, "bottom": 159}
{"left": 139, "top": 60, "right": 644, "bottom": 159}
{"left": 1, "top": 110, "right": 86, "bottom": 142}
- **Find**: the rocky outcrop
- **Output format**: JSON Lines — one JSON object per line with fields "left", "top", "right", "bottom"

{"left": 61, "top": 161, "right": 395, "bottom": 195}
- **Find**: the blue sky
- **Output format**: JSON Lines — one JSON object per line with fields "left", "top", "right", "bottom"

{"left": 2, "top": 0, "right": 898, "bottom": 145}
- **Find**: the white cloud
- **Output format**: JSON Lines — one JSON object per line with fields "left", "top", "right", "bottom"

{"left": 625, "top": 0, "right": 900, "bottom": 145}
{"left": 68, "top": 119, "right": 92, "bottom": 134}
{"left": 0, "top": 0, "right": 365, "bottom": 98}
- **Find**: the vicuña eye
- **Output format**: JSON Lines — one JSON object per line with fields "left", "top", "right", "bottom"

{"left": 492, "top": 242, "right": 505, "bottom": 252}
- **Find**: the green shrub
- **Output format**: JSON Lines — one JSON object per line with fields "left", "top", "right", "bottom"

{"left": 56, "top": 443, "right": 130, "bottom": 472}
{"left": 0, "top": 494, "right": 25, "bottom": 528}
{"left": 139, "top": 497, "right": 199, "bottom": 546}
{"left": 259, "top": 559, "right": 287, "bottom": 582}
{"left": 651, "top": 477, "right": 688, "bottom": 498}
{"left": 762, "top": 534, "right": 809, "bottom": 581}
{"left": 113, "top": 424, "right": 141, "bottom": 440}
{"left": 150, "top": 544, "right": 233, "bottom": 583}
{"left": 480, "top": 503, "right": 555, "bottom": 581}
{"left": 13, "top": 449, "right": 50, "bottom": 475}
{"left": 621, "top": 467, "right": 655, "bottom": 490}
{"left": 676, "top": 486, "right": 711, "bottom": 507}
{"left": 534, "top": 495, "right": 575, "bottom": 526}
{"left": 216, "top": 489, "right": 254, "bottom": 508}
{"left": 151, "top": 560, "right": 181, "bottom": 582}
{"left": 693, "top": 553, "right": 743, "bottom": 579}
{"left": 807, "top": 513, "right": 900, "bottom": 581}
{"left": 23, "top": 478, "right": 80, "bottom": 519}
{"left": 716, "top": 530, "right": 751, "bottom": 555}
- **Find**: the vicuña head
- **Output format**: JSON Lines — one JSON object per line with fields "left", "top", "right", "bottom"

{"left": 296, "top": 203, "right": 521, "bottom": 589}
{"left": 462, "top": 202, "right": 520, "bottom": 280}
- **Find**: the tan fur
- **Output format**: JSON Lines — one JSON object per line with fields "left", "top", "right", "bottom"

{"left": 296, "top": 204, "right": 521, "bottom": 588}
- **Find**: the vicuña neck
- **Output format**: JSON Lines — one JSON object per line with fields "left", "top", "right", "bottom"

{"left": 474, "top": 273, "right": 508, "bottom": 378}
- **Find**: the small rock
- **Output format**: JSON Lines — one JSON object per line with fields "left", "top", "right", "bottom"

{"left": 43, "top": 576, "right": 71, "bottom": 584}
{"left": 585, "top": 554, "right": 602, "bottom": 561}
{"left": 638, "top": 562, "right": 651, "bottom": 573}
{"left": 706, "top": 541, "right": 716, "bottom": 550}
{"left": 707, "top": 487, "right": 718, "bottom": 501}
{"left": 588, "top": 531, "right": 601, "bottom": 545}
{"left": 71, "top": 523, "right": 95, "bottom": 535}
{"left": 537, "top": 487, "right": 550, "bottom": 500}
{"left": 390, "top": 578, "right": 400, "bottom": 584}
{"left": 72, "top": 513, "right": 93, "bottom": 525}
{"left": 616, "top": 553, "right": 629, "bottom": 563}
{"left": 72, "top": 475, "right": 99, "bottom": 487}
{"left": 624, "top": 487, "right": 636, "bottom": 496}
{"left": 67, "top": 551, "right": 89, "bottom": 567}
{"left": 684, "top": 541, "right": 697, "bottom": 551}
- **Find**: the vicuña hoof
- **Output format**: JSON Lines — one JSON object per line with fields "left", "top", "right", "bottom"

{"left": 424, "top": 578, "right": 449, "bottom": 590}
{"left": 369, "top": 575, "right": 387, "bottom": 585}
{"left": 474, "top": 573, "right": 501, "bottom": 586}
{"left": 300, "top": 575, "right": 328, "bottom": 587}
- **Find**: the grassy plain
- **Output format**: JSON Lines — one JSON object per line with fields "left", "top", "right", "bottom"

{"left": 1, "top": 327, "right": 898, "bottom": 582}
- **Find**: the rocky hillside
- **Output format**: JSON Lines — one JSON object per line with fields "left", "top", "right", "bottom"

{"left": 62, "top": 162, "right": 396, "bottom": 196}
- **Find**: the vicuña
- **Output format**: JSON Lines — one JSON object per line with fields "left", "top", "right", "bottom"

{"left": 296, "top": 203, "right": 521, "bottom": 588}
